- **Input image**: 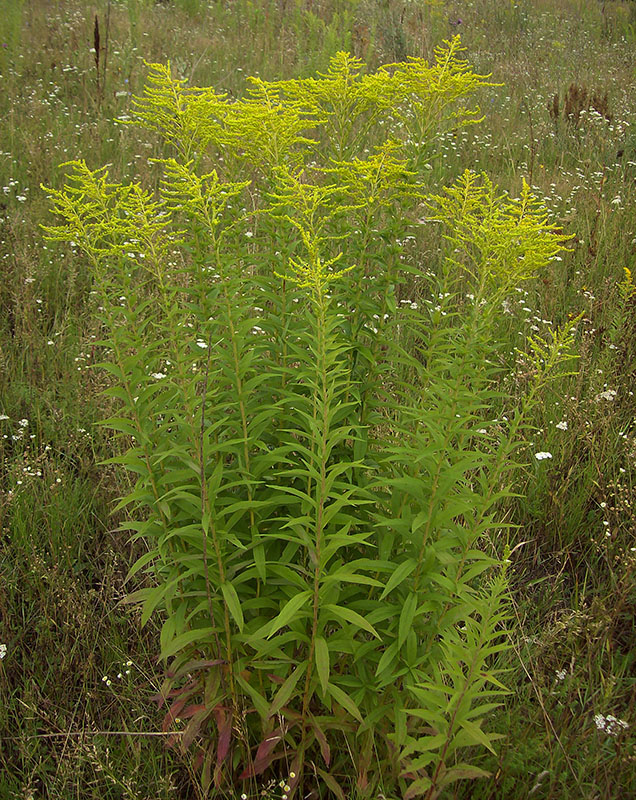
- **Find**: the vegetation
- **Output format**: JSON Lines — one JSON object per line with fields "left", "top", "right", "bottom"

{"left": 0, "top": 1, "right": 634, "bottom": 799}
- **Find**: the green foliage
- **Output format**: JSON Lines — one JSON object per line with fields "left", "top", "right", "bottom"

{"left": 41, "top": 42, "right": 578, "bottom": 800}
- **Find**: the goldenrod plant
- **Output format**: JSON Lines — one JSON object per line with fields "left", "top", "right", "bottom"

{"left": 41, "top": 39, "right": 576, "bottom": 799}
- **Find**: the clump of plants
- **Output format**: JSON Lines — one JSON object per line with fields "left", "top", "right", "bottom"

{"left": 548, "top": 82, "right": 612, "bottom": 128}
{"left": 42, "top": 36, "right": 575, "bottom": 799}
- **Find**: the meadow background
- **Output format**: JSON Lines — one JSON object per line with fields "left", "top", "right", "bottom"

{"left": 0, "top": 0, "right": 635, "bottom": 797}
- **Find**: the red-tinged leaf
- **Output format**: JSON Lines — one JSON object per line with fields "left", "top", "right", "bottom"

{"left": 310, "top": 715, "right": 330, "bottom": 766}
{"left": 193, "top": 748, "right": 205, "bottom": 771}
{"left": 403, "top": 776, "right": 433, "bottom": 800}
{"left": 180, "top": 703, "right": 207, "bottom": 721}
{"left": 316, "top": 767, "right": 345, "bottom": 800}
{"left": 164, "top": 732, "right": 180, "bottom": 750}
{"left": 151, "top": 680, "right": 172, "bottom": 708}
{"left": 154, "top": 678, "right": 197, "bottom": 711}
{"left": 213, "top": 708, "right": 233, "bottom": 787}
{"left": 162, "top": 697, "right": 189, "bottom": 732}
{"left": 288, "top": 753, "right": 303, "bottom": 797}
{"left": 182, "top": 706, "right": 214, "bottom": 751}
{"left": 239, "top": 727, "right": 284, "bottom": 778}
{"left": 357, "top": 766, "right": 368, "bottom": 793}
{"left": 357, "top": 732, "right": 372, "bottom": 792}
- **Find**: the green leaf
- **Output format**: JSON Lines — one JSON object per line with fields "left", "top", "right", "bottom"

{"left": 253, "top": 541, "right": 266, "bottom": 583}
{"left": 221, "top": 582, "right": 244, "bottom": 633}
{"left": 316, "top": 768, "right": 345, "bottom": 800}
{"left": 236, "top": 672, "right": 270, "bottom": 719}
{"left": 159, "top": 627, "right": 216, "bottom": 661}
{"left": 101, "top": 416, "right": 140, "bottom": 437}
{"left": 375, "top": 640, "right": 399, "bottom": 678}
{"left": 267, "top": 661, "right": 308, "bottom": 717}
{"left": 314, "top": 636, "right": 330, "bottom": 694}
{"left": 327, "top": 681, "right": 363, "bottom": 723}
{"left": 124, "top": 548, "right": 159, "bottom": 583}
{"left": 266, "top": 591, "right": 312, "bottom": 639}
{"left": 323, "top": 604, "right": 380, "bottom": 639}
{"left": 399, "top": 591, "right": 418, "bottom": 648}
{"left": 380, "top": 558, "right": 417, "bottom": 600}
{"left": 438, "top": 763, "right": 491, "bottom": 789}
{"left": 403, "top": 776, "right": 433, "bottom": 799}
{"left": 457, "top": 718, "right": 498, "bottom": 755}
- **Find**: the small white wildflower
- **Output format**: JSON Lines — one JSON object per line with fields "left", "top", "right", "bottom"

{"left": 0, "top": 643, "right": 7, "bottom": 659}
{"left": 126, "top": 660, "right": 133, "bottom": 667}
{"left": 595, "top": 389, "right": 617, "bottom": 402}
{"left": 595, "top": 713, "right": 629, "bottom": 736}
{"left": 196, "top": 340, "right": 208, "bottom": 348}
{"left": 150, "top": 372, "right": 167, "bottom": 380}
{"left": 0, "top": 414, "right": 9, "bottom": 421}
{"left": 289, "top": 772, "right": 296, "bottom": 779}
{"left": 18, "top": 419, "right": 29, "bottom": 427}
{"left": 555, "top": 669, "right": 567, "bottom": 681}
{"left": 244, "top": 230, "right": 254, "bottom": 238}
{"left": 535, "top": 451, "right": 553, "bottom": 461}
{"left": 555, "top": 420, "right": 568, "bottom": 431}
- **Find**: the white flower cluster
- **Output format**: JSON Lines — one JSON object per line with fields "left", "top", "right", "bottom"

{"left": 594, "top": 713, "right": 629, "bottom": 736}
{"left": 0, "top": 643, "right": 7, "bottom": 659}
{"left": 535, "top": 451, "right": 553, "bottom": 461}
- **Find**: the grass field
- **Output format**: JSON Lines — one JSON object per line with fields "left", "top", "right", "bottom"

{"left": 0, "top": 0, "right": 635, "bottom": 798}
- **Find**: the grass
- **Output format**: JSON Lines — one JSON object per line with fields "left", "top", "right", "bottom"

{"left": 0, "top": 0, "right": 635, "bottom": 798}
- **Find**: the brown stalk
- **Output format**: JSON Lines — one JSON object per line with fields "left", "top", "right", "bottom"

{"left": 93, "top": 14, "right": 100, "bottom": 103}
